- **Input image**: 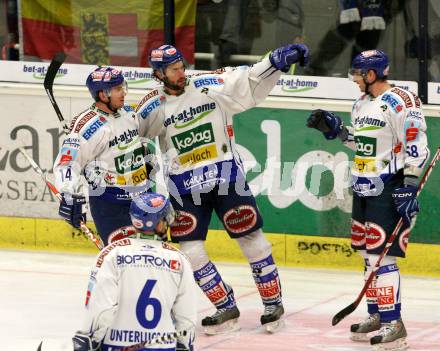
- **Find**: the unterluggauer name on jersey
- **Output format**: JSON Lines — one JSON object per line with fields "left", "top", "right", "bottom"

{"left": 109, "top": 329, "right": 174, "bottom": 344}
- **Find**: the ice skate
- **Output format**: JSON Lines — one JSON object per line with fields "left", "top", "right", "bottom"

{"left": 350, "top": 313, "right": 381, "bottom": 342}
{"left": 201, "top": 306, "right": 240, "bottom": 335}
{"left": 370, "top": 318, "right": 408, "bottom": 351}
{"left": 260, "top": 303, "right": 285, "bottom": 333}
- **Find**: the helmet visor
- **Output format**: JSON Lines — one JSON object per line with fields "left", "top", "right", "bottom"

{"left": 104, "top": 80, "right": 128, "bottom": 97}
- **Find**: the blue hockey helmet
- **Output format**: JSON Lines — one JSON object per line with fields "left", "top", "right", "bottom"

{"left": 350, "top": 50, "right": 389, "bottom": 79}
{"left": 86, "top": 67, "right": 126, "bottom": 101}
{"left": 149, "top": 45, "right": 184, "bottom": 72}
{"left": 130, "top": 192, "right": 174, "bottom": 234}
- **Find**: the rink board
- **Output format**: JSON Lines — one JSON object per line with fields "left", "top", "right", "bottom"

{"left": 1, "top": 216, "right": 439, "bottom": 277}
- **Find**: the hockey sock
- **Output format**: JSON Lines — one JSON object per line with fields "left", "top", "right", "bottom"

{"left": 236, "top": 229, "right": 282, "bottom": 306}
{"left": 359, "top": 250, "right": 379, "bottom": 314}
{"left": 250, "top": 255, "right": 282, "bottom": 306}
{"left": 363, "top": 256, "right": 379, "bottom": 314}
{"left": 369, "top": 254, "right": 401, "bottom": 322}
{"left": 193, "top": 261, "right": 237, "bottom": 310}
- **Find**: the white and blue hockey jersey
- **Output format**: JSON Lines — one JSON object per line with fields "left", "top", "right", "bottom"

{"left": 53, "top": 104, "right": 150, "bottom": 202}
{"left": 136, "top": 57, "right": 281, "bottom": 195}
{"left": 344, "top": 87, "right": 430, "bottom": 195}
{"left": 79, "top": 237, "right": 197, "bottom": 351}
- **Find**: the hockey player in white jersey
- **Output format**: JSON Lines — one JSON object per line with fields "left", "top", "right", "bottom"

{"left": 307, "top": 50, "right": 429, "bottom": 350}
{"left": 136, "top": 44, "right": 309, "bottom": 334}
{"left": 53, "top": 67, "right": 152, "bottom": 245}
{"left": 72, "top": 192, "right": 197, "bottom": 351}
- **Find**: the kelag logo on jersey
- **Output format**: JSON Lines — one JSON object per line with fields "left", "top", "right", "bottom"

{"left": 355, "top": 136, "right": 377, "bottom": 157}
{"left": 82, "top": 117, "right": 108, "bottom": 140}
{"left": 171, "top": 123, "right": 215, "bottom": 154}
{"left": 194, "top": 76, "right": 224, "bottom": 88}
{"left": 163, "top": 102, "right": 216, "bottom": 128}
{"left": 115, "top": 147, "right": 145, "bottom": 173}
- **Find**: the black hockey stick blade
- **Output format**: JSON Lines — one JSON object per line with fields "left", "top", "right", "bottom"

{"left": 44, "top": 52, "right": 66, "bottom": 90}
{"left": 43, "top": 52, "right": 70, "bottom": 133}
{"left": 332, "top": 302, "right": 357, "bottom": 326}
{"left": 36, "top": 341, "right": 42, "bottom": 351}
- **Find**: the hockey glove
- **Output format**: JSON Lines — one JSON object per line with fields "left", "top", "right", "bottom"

{"left": 269, "top": 44, "right": 310, "bottom": 72}
{"left": 59, "top": 193, "right": 87, "bottom": 228}
{"left": 176, "top": 341, "right": 193, "bottom": 351}
{"left": 307, "top": 109, "right": 346, "bottom": 140}
{"left": 392, "top": 177, "right": 419, "bottom": 227}
{"left": 72, "top": 332, "right": 100, "bottom": 351}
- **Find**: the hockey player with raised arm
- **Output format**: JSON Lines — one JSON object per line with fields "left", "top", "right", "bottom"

{"left": 136, "top": 43, "right": 309, "bottom": 334}
{"left": 53, "top": 67, "right": 152, "bottom": 245}
{"left": 72, "top": 192, "right": 197, "bottom": 351}
{"left": 307, "top": 50, "right": 429, "bottom": 351}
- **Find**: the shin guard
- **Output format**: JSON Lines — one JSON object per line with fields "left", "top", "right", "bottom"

{"left": 250, "top": 255, "right": 282, "bottom": 306}
{"left": 194, "top": 261, "right": 236, "bottom": 310}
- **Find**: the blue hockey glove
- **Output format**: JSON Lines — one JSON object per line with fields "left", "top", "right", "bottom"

{"left": 269, "top": 44, "right": 310, "bottom": 72}
{"left": 307, "top": 109, "right": 344, "bottom": 140}
{"left": 392, "top": 179, "right": 419, "bottom": 227}
{"left": 72, "top": 332, "right": 100, "bottom": 351}
{"left": 59, "top": 193, "right": 87, "bottom": 228}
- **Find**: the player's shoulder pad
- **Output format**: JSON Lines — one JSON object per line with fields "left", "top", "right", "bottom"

{"left": 78, "top": 114, "right": 109, "bottom": 141}
{"left": 161, "top": 242, "right": 191, "bottom": 262}
{"left": 161, "top": 241, "right": 179, "bottom": 252}
{"left": 390, "top": 87, "right": 417, "bottom": 110}
{"left": 69, "top": 107, "right": 95, "bottom": 132}
{"left": 381, "top": 90, "right": 405, "bottom": 114}
{"left": 191, "top": 74, "right": 225, "bottom": 90}
{"left": 95, "top": 238, "right": 132, "bottom": 268}
{"left": 136, "top": 88, "right": 164, "bottom": 119}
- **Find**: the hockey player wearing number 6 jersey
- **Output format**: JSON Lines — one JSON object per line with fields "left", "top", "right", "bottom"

{"left": 72, "top": 192, "right": 197, "bottom": 351}
{"left": 307, "top": 50, "right": 429, "bottom": 351}
{"left": 53, "top": 67, "right": 152, "bottom": 245}
{"left": 136, "top": 44, "right": 309, "bottom": 334}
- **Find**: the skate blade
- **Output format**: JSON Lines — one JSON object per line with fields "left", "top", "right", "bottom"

{"left": 203, "top": 318, "right": 240, "bottom": 335}
{"left": 264, "top": 319, "right": 285, "bottom": 333}
{"left": 372, "top": 337, "right": 409, "bottom": 351}
{"left": 350, "top": 332, "right": 370, "bottom": 342}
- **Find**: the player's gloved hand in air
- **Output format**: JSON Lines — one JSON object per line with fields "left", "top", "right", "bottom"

{"left": 59, "top": 193, "right": 87, "bottom": 228}
{"left": 72, "top": 332, "right": 100, "bottom": 351}
{"left": 392, "top": 176, "right": 419, "bottom": 227}
{"left": 307, "top": 109, "right": 348, "bottom": 140}
{"left": 269, "top": 44, "right": 310, "bottom": 72}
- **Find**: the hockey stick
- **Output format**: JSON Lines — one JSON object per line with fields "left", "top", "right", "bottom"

{"left": 18, "top": 147, "right": 104, "bottom": 250}
{"left": 119, "top": 330, "right": 188, "bottom": 351}
{"left": 44, "top": 52, "right": 70, "bottom": 135}
{"left": 332, "top": 147, "right": 440, "bottom": 326}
